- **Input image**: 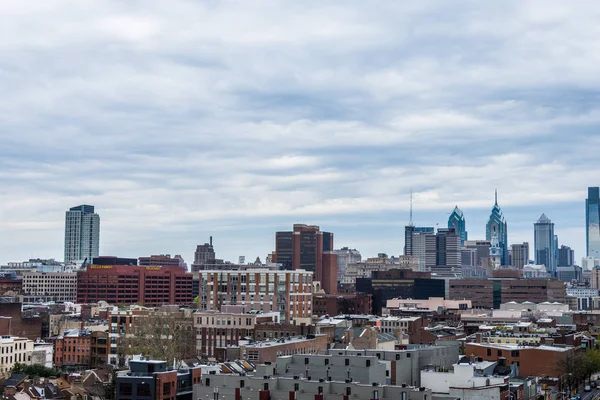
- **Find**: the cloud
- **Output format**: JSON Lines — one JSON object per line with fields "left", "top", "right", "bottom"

{"left": 1, "top": 0, "right": 599, "bottom": 264}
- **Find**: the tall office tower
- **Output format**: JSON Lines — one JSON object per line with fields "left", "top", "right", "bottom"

{"left": 587, "top": 187, "right": 600, "bottom": 258}
{"left": 425, "top": 228, "right": 461, "bottom": 276}
{"left": 334, "top": 247, "right": 361, "bottom": 281}
{"left": 485, "top": 191, "right": 508, "bottom": 266}
{"left": 464, "top": 240, "right": 492, "bottom": 268}
{"left": 534, "top": 214, "right": 556, "bottom": 275}
{"left": 273, "top": 224, "right": 337, "bottom": 294}
{"left": 510, "top": 243, "right": 530, "bottom": 268}
{"left": 558, "top": 245, "right": 575, "bottom": 267}
{"left": 191, "top": 237, "right": 216, "bottom": 271}
{"left": 64, "top": 205, "right": 100, "bottom": 264}
{"left": 404, "top": 226, "right": 435, "bottom": 272}
{"left": 448, "top": 206, "right": 468, "bottom": 246}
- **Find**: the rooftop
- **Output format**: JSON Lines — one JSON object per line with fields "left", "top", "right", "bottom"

{"left": 467, "top": 342, "right": 573, "bottom": 352}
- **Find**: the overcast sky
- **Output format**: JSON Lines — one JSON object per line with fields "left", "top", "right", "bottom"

{"left": 1, "top": 0, "right": 599, "bottom": 265}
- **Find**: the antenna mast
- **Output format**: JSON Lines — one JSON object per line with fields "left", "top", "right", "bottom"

{"left": 409, "top": 189, "right": 414, "bottom": 226}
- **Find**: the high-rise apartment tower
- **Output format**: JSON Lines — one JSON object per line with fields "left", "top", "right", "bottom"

{"left": 64, "top": 205, "right": 100, "bottom": 264}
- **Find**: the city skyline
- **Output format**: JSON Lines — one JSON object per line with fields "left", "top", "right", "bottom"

{"left": 1, "top": 1, "right": 598, "bottom": 266}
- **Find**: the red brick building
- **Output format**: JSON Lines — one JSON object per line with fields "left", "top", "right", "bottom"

{"left": 76, "top": 265, "right": 193, "bottom": 306}
{"left": 0, "top": 303, "right": 42, "bottom": 340}
{"left": 312, "top": 293, "right": 372, "bottom": 317}
{"left": 0, "top": 277, "right": 22, "bottom": 295}
{"left": 465, "top": 342, "right": 576, "bottom": 378}
{"left": 51, "top": 329, "right": 92, "bottom": 368}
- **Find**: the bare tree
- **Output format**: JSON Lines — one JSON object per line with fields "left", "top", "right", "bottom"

{"left": 124, "top": 312, "right": 195, "bottom": 363}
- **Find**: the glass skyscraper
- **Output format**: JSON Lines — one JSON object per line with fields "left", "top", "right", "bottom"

{"left": 587, "top": 187, "right": 600, "bottom": 258}
{"left": 448, "top": 206, "right": 467, "bottom": 246}
{"left": 64, "top": 205, "right": 100, "bottom": 264}
{"left": 534, "top": 213, "right": 556, "bottom": 275}
{"left": 485, "top": 191, "right": 508, "bottom": 266}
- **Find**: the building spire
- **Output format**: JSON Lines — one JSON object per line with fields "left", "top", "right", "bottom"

{"left": 494, "top": 189, "right": 498, "bottom": 206}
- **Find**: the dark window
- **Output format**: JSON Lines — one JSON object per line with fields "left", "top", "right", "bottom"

{"left": 396, "top": 354, "right": 400, "bottom": 360}
{"left": 294, "top": 383, "right": 299, "bottom": 392}
{"left": 263, "top": 383, "right": 269, "bottom": 391}
{"left": 305, "top": 358, "right": 309, "bottom": 365}
{"left": 205, "top": 378, "right": 210, "bottom": 387}
{"left": 511, "top": 350, "right": 520, "bottom": 357}
{"left": 406, "top": 353, "right": 411, "bottom": 358}
{"left": 240, "top": 380, "right": 245, "bottom": 388}
{"left": 497, "top": 350, "right": 502, "bottom": 357}
{"left": 366, "top": 360, "right": 371, "bottom": 367}
{"left": 325, "top": 359, "right": 329, "bottom": 365}
{"left": 487, "top": 349, "right": 492, "bottom": 356}
{"left": 318, "top": 386, "right": 323, "bottom": 394}
{"left": 137, "top": 383, "right": 151, "bottom": 397}
{"left": 162, "top": 383, "right": 170, "bottom": 395}
{"left": 119, "top": 383, "right": 132, "bottom": 396}
{"left": 346, "top": 387, "right": 352, "bottom": 396}
{"left": 345, "top": 359, "right": 350, "bottom": 366}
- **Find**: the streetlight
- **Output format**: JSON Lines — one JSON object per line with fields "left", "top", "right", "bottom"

{"left": 213, "top": 387, "right": 218, "bottom": 400}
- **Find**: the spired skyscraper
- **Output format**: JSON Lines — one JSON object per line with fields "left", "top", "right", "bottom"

{"left": 586, "top": 187, "right": 600, "bottom": 258}
{"left": 448, "top": 206, "right": 467, "bottom": 246}
{"left": 534, "top": 213, "right": 556, "bottom": 275}
{"left": 64, "top": 205, "right": 100, "bottom": 264}
{"left": 485, "top": 191, "right": 508, "bottom": 266}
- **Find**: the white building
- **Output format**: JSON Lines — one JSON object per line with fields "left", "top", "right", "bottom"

{"left": 582, "top": 257, "right": 600, "bottom": 271}
{"left": 523, "top": 264, "right": 550, "bottom": 278}
{"left": 0, "top": 336, "right": 34, "bottom": 373}
{"left": 64, "top": 204, "right": 100, "bottom": 264}
{"left": 566, "top": 287, "right": 599, "bottom": 310}
{"left": 334, "top": 248, "right": 361, "bottom": 281}
{"left": 32, "top": 341, "right": 54, "bottom": 368}
{"left": 21, "top": 271, "right": 77, "bottom": 303}
{"left": 421, "top": 360, "right": 508, "bottom": 395}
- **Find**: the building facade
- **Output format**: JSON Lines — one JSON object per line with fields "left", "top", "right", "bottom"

{"left": 558, "top": 245, "right": 575, "bottom": 267}
{"left": 51, "top": 328, "right": 91, "bottom": 369}
{"left": 64, "top": 205, "right": 100, "bottom": 264}
{"left": 426, "top": 228, "right": 461, "bottom": 277}
{"left": 138, "top": 254, "right": 181, "bottom": 268}
{"left": 334, "top": 247, "right": 361, "bottom": 281}
{"left": 587, "top": 187, "right": 600, "bottom": 258}
{"left": 510, "top": 243, "right": 529, "bottom": 268}
{"left": 534, "top": 214, "right": 556, "bottom": 275}
{"left": 21, "top": 271, "right": 77, "bottom": 303}
{"left": 76, "top": 265, "right": 193, "bottom": 306}
{"left": 448, "top": 206, "right": 468, "bottom": 246}
{"left": 485, "top": 192, "right": 508, "bottom": 266}
{"left": 195, "top": 269, "right": 313, "bottom": 324}
{"left": 0, "top": 336, "right": 34, "bottom": 374}
{"left": 404, "top": 226, "right": 435, "bottom": 272}
{"left": 191, "top": 237, "right": 216, "bottom": 272}
{"left": 274, "top": 224, "right": 337, "bottom": 294}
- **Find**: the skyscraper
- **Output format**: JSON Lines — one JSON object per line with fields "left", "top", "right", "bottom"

{"left": 404, "top": 226, "right": 435, "bottom": 272}
{"left": 64, "top": 205, "right": 100, "bottom": 264}
{"left": 425, "top": 228, "right": 461, "bottom": 276}
{"left": 587, "top": 187, "right": 600, "bottom": 258}
{"left": 558, "top": 245, "right": 575, "bottom": 267}
{"left": 510, "top": 242, "right": 529, "bottom": 268}
{"left": 448, "top": 206, "right": 467, "bottom": 246}
{"left": 534, "top": 214, "right": 556, "bottom": 275}
{"left": 191, "top": 237, "right": 216, "bottom": 272}
{"left": 274, "top": 224, "right": 337, "bottom": 294}
{"left": 485, "top": 191, "right": 508, "bottom": 265}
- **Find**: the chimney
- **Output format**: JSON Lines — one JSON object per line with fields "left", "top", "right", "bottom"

{"left": 210, "top": 236, "right": 213, "bottom": 246}
{"left": 475, "top": 333, "right": 482, "bottom": 343}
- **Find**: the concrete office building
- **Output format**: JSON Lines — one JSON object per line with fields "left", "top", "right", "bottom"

{"left": 273, "top": 224, "right": 337, "bottom": 294}
{"left": 334, "top": 247, "right": 361, "bottom": 281}
{"left": 510, "top": 242, "right": 529, "bottom": 269}
{"left": 64, "top": 205, "right": 100, "bottom": 264}
{"left": 534, "top": 214, "right": 556, "bottom": 275}
{"left": 0, "top": 336, "right": 34, "bottom": 374}
{"left": 21, "top": 271, "right": 77, "bottom": 303}
{"left": 404, "top": 226, "right": 435, "bottom": 272}
{"left": 191, "top": 237, "right": 216, "bottom": 272}
{"left": 558, "top": 245, "right": 575, "bottom": 267}
{"left": 425, "top": 228, "right": 461, "bottom": 277}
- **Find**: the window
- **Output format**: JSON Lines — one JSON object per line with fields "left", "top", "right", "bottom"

{"left": 119, "top": 383, "right": 132, "bottom": 396}
{"left": 511, "top": 350, "right": 520, "bottom": 357}
{"left": 345, "top": 359, "right": 350, "bottom": 366}
{"left": 396, "top": 354, "right": 400, "bottom": 360}
{"left": 325, "top": 359, "right": 329, "bottom": 365}
{"left": 205, "top": 378, "right": 210, "bottom": 387}
{"left": 305, "top": 358, "right": 309, "bottom": 365}
{"left": 406, "top": 353, "right": 411, "bottom": 358}
{"left": 487, "top": 348, "right": 492, "bottom": 356}
{"left": 366, "top": 360, "right": 371, "bottom": 367}
{"left": 240, "top": 380, "right": 245, "bottom": 388}
{"left": 497, "top": 350, "right": 502, "bottom": 357}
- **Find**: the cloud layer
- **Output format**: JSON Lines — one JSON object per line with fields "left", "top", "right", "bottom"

{"left": 1, "top": 0, "right": 599, "bottom": 264}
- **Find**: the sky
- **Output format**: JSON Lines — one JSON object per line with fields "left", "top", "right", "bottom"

{"left": 1, "top": 0, "right": 600, "bottom": 266}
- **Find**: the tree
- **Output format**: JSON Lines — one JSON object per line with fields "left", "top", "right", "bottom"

{"left": 123, "top": 312, "right": 195, "bottom": 363}
{"left": 11, "top": 363, "right": 61, "bottom": 378}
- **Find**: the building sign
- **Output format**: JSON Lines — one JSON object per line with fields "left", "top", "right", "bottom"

{"left": 90, "top": 265, "right": 113, "bottom": 269}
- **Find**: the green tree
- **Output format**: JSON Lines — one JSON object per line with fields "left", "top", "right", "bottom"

{"left": 11, "top": 363, "right": 61, "bottom": 378}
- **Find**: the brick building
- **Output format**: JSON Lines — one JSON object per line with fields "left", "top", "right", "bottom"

{"left": 312, "top": 293, "right": 372, "bottom": 317}
{"left": 193, "top": 310, "right": 279, "bottom": 360}
{"left": 0, "top": 275, "right": 22, "bottom": 295}
{"left": 195, "top": 269, "right": 313, "bottom": 324}
{"left": 90, "top": 331, "right": 109, "bottom": 368}
{"left": 116, "top": 357, "right": 201, "bottom": 400}
{"left": 449, "top": 278, "right": 566, "bottom": 309}
{"left": 138, "top": 255, "right": 181, "bottom": 268}
{"left": 238, "top": 334, "right": 329, "bottom": 363}
{"left": 0, "top": 303, "right": 42, "bottom": 340}
{"left": 465, "top": 342, "right": 576, "bottom": 378}
{"left": 76, "top": 265, "right": 193, "bottom": 306}
{"left": 274, "top": 224, "right": 338, "bottom": 294}
{"left": 51, "top": 328, "right": 92, "bottom": 368}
